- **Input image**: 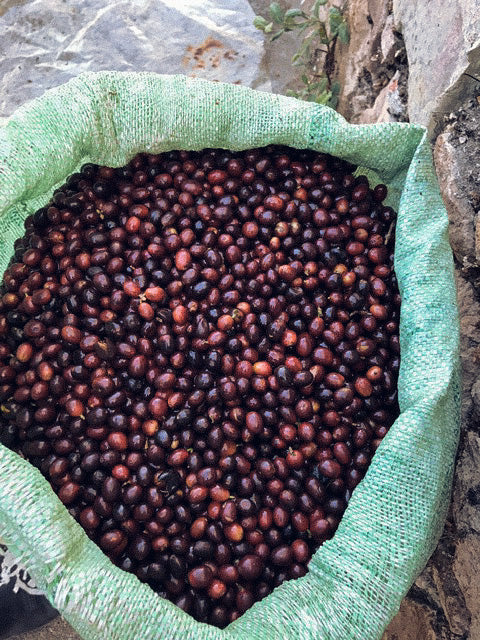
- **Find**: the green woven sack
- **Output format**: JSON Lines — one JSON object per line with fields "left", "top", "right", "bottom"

{"left": 0, "top": 72, "right": 460, "bottom": 640}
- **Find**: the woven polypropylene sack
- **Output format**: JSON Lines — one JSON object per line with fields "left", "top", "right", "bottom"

{"left": 0, "top": 72, "right": 460, "bottom": 640}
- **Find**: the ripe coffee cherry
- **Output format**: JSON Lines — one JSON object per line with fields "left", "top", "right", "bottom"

{"left": 0, "top": 146, "right": 400, "bottom": 628}
{"left": 238, "top": 554, "right": 263, "bottom": 580}
{"left": 188, "top": 565, "right": 213, "bottom": 589}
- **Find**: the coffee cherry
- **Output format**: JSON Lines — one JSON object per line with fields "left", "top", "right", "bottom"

{"left": 238, "top": 554, "right": 263, "bottom": 580}
{"left": 188, "top": 565, "right": 213, "bottom": 589}
{"left": 0, "top": 146, "right": 400, "bottom": 629}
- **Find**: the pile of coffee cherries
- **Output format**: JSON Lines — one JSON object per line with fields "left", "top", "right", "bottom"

{"left": 0, "top": 146, "right": 400, "bottom": 626}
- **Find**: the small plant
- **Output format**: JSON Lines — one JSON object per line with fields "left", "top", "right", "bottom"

{"left": 254, "top": 0, "right": 349, "bottom": 109}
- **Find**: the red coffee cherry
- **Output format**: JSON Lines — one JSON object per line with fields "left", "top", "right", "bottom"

{"left": 0, "top": 146, "right": 400, "bottom": 629}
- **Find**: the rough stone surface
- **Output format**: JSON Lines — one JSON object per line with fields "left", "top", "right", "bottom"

{"left": 249, "top": 0, "right": 302, "bottom": 96}
{"left": 471, "top": 379, "right": 480, "bottom": 422}
{"left": 453, "top": 535, "right": 480, "bottom": 638}
{"left": 443, "top": 100, "right": 480, "bottom": 271}
{"left": 393, "top": 0, "right": 480, "bottom": 132}
{"left": 384, "top": 599, "right": 438, "bottom": 640}
{"left": 434, "top": 133, "right": 476, "bottom": 267}
{"left": 335, "top": 0, "right": 408, "bottom": 123}
{"left": 358, "top": 69, "right": 405, "bottom": 124}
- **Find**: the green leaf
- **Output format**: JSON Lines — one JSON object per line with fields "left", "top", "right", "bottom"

{"left": 315, "top": 76, "right": 329, "bottom": 92}
{"left": 316, "top": 20, "right": 328, "bottom": 40}
{"left": 294, "top": 38, "right": 309, "bottom": 59}
{"left": 337, "top": 21, "right": 349, "bottom": 44}
{"left": 327, "top": 92, "right": 339, "bottom": 109}
{"left": 297, "top": 21, "right": 311, "bottom": 34}
{"left": 269, "top": 2, "right": 285, "bottom": 24}
{"left": 254, "top": 1, "right": 346, "bottom": 109}
{"left": 253, "top": 15, "right": 269, "bottom": 30}
{"left": 330, "top": 81, "right": 341, "bottom": 96}
{"left": 312, "top": 0, "right": 328, "bottom": 18}
{"left": 301, "top": 43, "right": 312, "bottom": 61}
{"left": 284, "top": 8, "right": 304, "bottom": 19}
{"left": 271, "top": 28, "right": 285, "bottom": 41}
{"left": 329, "top": 6, "right": 342, "bottom": 35}
{"left": 315, "top": 90, "right": 332, "bottom": 105}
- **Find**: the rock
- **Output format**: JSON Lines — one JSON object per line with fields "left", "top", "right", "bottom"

{"left": 393, "top": 0, "right": 480, "bottom": 131}
{"left": 434, "top": 132, "right": 476, "bottom": 266}
{"left": 471, "top": 379, "right": 480, "bottom": 420}
{"left": 249, "top": 0, "right": 303, "bottom": 96}
{"left": 431, "top": 544, "right": 471, "bottom": 637}
{"left": 414, "top": 565, "right": 443, "bottom": 613}
{"left": 380, "top": 14, "right": 397, "bottom": 64}
{"left": 453, "top": 431, "right": 480, "bottom": 537}
{"left": 454, "top": 272, "right": 480, "bottom": 421}
{"left": 335, "top": 0, "right": 408, "bottom": 123}
{"left": 0, "top": 0, "right": 268, "bottom": 118}
{"left": 383, "top": 598, "right": 438, "bottom": 640}
{"left": 434, "top": 106, "right": 480, "bottom": 423}
{"left": 453, "top": 535, "right": 480, "bottom": 638}
{"left": 357, "top": 70, "right": 405, "bottom": 124}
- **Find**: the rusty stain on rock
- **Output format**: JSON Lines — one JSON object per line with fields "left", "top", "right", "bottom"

{"left": 183, "top": 35, "right": 237, "bottom": 71}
